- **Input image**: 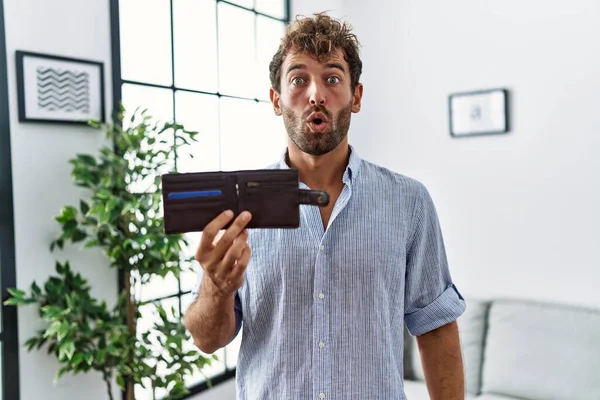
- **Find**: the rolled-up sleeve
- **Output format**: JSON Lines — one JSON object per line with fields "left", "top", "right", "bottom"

{"left": 404, "top": 183, "right": 466, "bottom": 336}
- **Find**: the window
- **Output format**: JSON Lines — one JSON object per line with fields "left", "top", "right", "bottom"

{"left": 0, "top": 1, "right": 20, "bottom": 399}
{"left": 111, "top": 0, "right": 290, "bottom": 397}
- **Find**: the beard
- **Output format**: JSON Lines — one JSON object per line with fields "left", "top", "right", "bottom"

{"left": 281, "top": 99, "right": 353, "bottom": 156}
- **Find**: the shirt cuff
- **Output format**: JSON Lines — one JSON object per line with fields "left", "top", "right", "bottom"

{"left": 234, "top": 292, "right": 243, "bottom": 336}
{"left": 405, "top": 283, "right": 466, "bottom": 336}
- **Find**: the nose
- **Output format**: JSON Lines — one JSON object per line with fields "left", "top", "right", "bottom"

{"left": 308, "top": 82, "right": 326, "bottom": 106}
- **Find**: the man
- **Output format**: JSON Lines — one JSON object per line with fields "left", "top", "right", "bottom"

{"left": 184, "top": 12, "right": 466, "bottom": 400}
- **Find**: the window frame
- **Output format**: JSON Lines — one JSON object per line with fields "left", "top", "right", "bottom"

{"left": 109, "top": 0, "right": 290, "bottom": 397}
{"left": 0, "top": 1, "right": 21, "bottom": 399}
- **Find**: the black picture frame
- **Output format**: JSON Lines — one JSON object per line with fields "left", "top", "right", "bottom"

{"left": 16, "top": 50, "right": 105, "bottom": 125}
{"left": 448, "top": 88, "right": 510, "bottom": 138}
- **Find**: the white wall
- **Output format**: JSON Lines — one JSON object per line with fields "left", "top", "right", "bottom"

{"left": 3, "top": 0, "right": 118, "bottom": 399}
{"left": 342, "top": 0, "right": 600, "bottom": 308}
{"left": 189, "top": 379, "right": 236, "bottom": 400}
{"left": 291, "top": 0, "right": 343, "bottom": 18}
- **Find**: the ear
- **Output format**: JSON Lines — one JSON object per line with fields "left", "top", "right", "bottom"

{"left": 270, "top": 88, "right": 282, "bottom": 116}
{"left": 351, "top": 83, "right": 363, "bottom": 113}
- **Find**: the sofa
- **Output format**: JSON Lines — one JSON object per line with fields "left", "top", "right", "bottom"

{"left": 403, "top": 298, "right": 600, "bottom": 400}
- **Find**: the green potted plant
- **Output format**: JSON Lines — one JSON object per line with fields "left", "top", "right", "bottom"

{"left": 4, "top": 105, "right": 215, "bottom": 400}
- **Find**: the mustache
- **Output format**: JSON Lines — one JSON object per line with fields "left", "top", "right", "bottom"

{"left": 304, "top": 105, "right": 331, "bottom": 119}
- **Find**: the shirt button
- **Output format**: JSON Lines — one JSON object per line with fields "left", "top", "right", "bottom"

{"left": 319, "top": 244, "right": 324, "bottom": 251}
{"left": 319, "top": 393, "right": 326, "bottom": 399}
{"left": 318, "top": 341, "right": 325, "bottom": 349}
{"left": 318, "top": 293, "right": 325, "bottom": 300}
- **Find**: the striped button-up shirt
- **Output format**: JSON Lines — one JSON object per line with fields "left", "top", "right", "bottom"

{"left": 193, "top": 146, "right": 466, "bottom": 399}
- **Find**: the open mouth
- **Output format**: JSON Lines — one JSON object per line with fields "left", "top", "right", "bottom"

{"left": 307, "top": 112, "right": 328, "bottom": 132}
{"left": 307, "top": 119, "right": 328, "bottom": 133}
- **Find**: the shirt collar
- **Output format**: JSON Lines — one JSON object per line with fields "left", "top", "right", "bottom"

{"left": 278, "top": 145, "right": 362, "bottom": 186}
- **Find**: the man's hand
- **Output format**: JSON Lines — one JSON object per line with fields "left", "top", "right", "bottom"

{"left": 196, "top": 210, "right": 253, "bottom": 298}
{"left": 184, "top": 209, "right": 253, "bottom": 354}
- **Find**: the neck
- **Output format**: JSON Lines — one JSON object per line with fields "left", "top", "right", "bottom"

{"left": 286, "top": 139, "right": 350, "bottom": 189}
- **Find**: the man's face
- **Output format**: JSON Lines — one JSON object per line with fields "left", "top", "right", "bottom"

{"left": 270, "top": 49, "right": 363, "bottom": 156}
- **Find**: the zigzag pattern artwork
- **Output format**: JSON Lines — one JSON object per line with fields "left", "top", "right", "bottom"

{"left": 36, "top": 67, "right": 90, "bottom": 113}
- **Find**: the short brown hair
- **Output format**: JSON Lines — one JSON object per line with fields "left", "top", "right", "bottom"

{"left": 269, "top": 12, "right": 363, "bottom": 93}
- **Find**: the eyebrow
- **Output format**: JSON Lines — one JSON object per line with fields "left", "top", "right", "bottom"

{"left": 325, "top": 62, "right": 346, "bottom": 73}
{"left": 285, "top": 62, "right": 346, "bottom": 75}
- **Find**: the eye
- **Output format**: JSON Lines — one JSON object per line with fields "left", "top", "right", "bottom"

{"left": 327, "top": 76, "right": 341, "bottom": 84}
{"left": 291, "top": 77, "right": 305, "bottom": 85}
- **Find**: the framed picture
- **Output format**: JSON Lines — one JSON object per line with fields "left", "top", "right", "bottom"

{"left": 448, "top": 88, "right": 509, "bottom": 138}
{"left": 16, "top": 51, "right": 105, "bottom": 124}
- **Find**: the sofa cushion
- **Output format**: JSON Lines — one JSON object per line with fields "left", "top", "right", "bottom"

{"left": 476, "top": 394, "right": 525, "bottom": 400}
{"left": 403, "top": 380, "right": 430, "bottom": 399}
{"left": 403, "top": 322, "right": 417, "bottom": 379}
{"left": 481, "top": 299, "right": 600, "bottom": 400}
{"left": 403, "top": 379, "right": 478, "bottom": 400}
{"left": 407, "top": 298, "right": 490, "bottom": 395}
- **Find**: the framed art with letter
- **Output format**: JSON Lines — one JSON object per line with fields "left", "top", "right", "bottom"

{"left": 449, "top": 88, "right": 509, "bottom": 138}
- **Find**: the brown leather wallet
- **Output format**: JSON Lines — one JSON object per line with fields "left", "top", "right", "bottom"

{"left": 161, "top": 169, "right": 329, "bottom": 234}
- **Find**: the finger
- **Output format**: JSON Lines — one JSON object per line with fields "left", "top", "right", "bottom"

{"left": 218, "top": 232, "right": 249, "bottom": 275}
{"left": 235, "top": 245, "right": 251, "bottom": 271}
{"left": 212, "top": 211, "right": 252, "bottom": 260}
{"left": 230, "top": 245, "right": 251, "bottom": 288}
{"left": 197, "top": 210, "right": 234, "bottom": 259}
